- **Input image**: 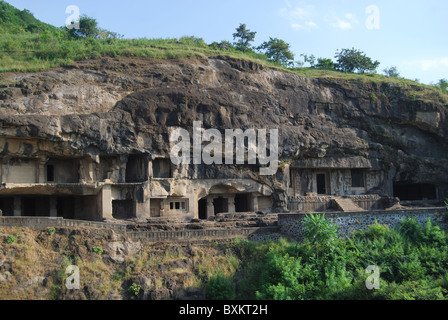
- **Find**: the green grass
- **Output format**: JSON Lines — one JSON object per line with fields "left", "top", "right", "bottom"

{"left": 1, "top": 0, "right": 447, "bottom": 104}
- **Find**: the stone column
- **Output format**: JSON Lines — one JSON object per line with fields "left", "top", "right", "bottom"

{"left": 251, "top": 195, "right": 259, "bottom": 212}
{"left": 136, "top": 184, "right": 151, "bottom": 220}
{"left": 101, "top": 185, "right": 113, "bottom": 219}
{"left": 0, "top": 163, "right": 5, "bottom": 184}
{"left": 37, "top": 159, "right": 46, "bottom": 183}
{"left": 227, "top": 195, "right": 236, "bottom": 213}
{"left": 13, "top": 197, "right": 21, "bottom": 216}
{"left": 160, "top": 199, "right": 170, "bottom": 217}
{"left": 206, "top": 197, "right": 215, "bottom": 219}
{"left": 50, "top": 197, "right": 58, "bottom": 218}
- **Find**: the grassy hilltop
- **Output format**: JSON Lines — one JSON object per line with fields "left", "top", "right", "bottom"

{"left": 0, "top": 0, "right": 447, "bottom": 102}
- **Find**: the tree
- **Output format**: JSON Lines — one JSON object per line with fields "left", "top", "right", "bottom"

{"left": 300, "top": 54, "right": 316, "bottom": 67}
{"left": 436, "top": 79, "right": 448, "bottom": 92}
{"left": 69, "top": 15, "right": 99, "bottom": 38}
{"left": 258, "top": 37, "right": 294, "bottom": 67}
{"left": 383, "top": 66, "right": 400, "bottom": 78}
{"left": 334, "top": 48, "right": 380, "bottom": 73}
{"left": 315, "top": 58, "right": 336, "bottom": 70}
{"left": 232, "top": 23, "right": 256, "bottom": 52}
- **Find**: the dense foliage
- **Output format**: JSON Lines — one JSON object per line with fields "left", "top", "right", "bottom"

{"left": 207, "top": 216, "right": 448, "bottom": 300}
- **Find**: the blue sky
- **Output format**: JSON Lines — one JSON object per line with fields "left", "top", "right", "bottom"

{"left": 6, "top": 0, "right": 448, "bottom": 84}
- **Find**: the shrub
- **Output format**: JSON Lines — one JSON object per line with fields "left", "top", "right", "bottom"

{"left": 128, "top": 283, "right": 141, "bottom": 297}
{"left": 206, "top": 272, "right": 236, "bottom": 300}
{"left": 366, "top": 221, "right": 389, "bottom": 240}
{"left": 302, "top": 213, "right": 338, "bottom": 257}
{"left": 92, "top": 246, "right": 103, "bottom": 255}
{"left": 6, "top": 235, "right": 16, "bottom": 244}
{"left": 47, "top": 227, "right": 56, "bottom": 235}
{"left": 383, "top": 66, "right": 400, "bottom": 78}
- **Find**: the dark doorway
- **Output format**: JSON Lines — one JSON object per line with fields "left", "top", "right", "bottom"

{"left": 213, "top": 197, "right": 228, "bottom": 215}
{"left": 112, "top": 200, "right": 135, "bottom": 220}
{"left": 46, "top": 165, "right": 54, "bottom": 182}
{"left": 126, "top": 155, "right": 148, "bottom": 183}
{"left": 317, "top": 174, "right": 327, "bottom": 195}
{"left": 198, "top": 198, "right": 207, "bottom": 220}
{"left": 235, "top": 194, "right": 250, "bottom": 212}
{"left": 393, "top": 183, "right": 437, "bottom": 201}
{"left": 0, "top": 198, "right": 14, "bottom": 216}
{"left": 22, "top": 197, "right": 50, "bottom": 217}
{"left": 57, "top": 197, "right": 75, "bottom": 219}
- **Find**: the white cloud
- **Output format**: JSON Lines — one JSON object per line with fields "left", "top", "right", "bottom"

{"left": 291, "top": 20, "right": 317, "bottom": 31}
{"left": 332, "top": 18, "right": 352, "bottom": 30}
{"left": 329, "top": 13, "right": 358, "bottom": 30}
{"left": 279, "top": 2, "right": 318, "bottom": 31}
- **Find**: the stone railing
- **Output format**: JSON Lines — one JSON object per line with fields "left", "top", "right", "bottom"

{"left": 287, "top": 196, "right": 333, "bottom": 212}
{"left": 0, "top": 217, "right": 128, "bottom": 233}
{"left": 287, "top": 194, "right": 397, "bottom": 212}
{"left": 0, "top": 216, "right": 279, "bottom": 242}
{"left": 126, "top": 227, "right": 279, "bottom": 242}
{"left": 279, "top": 207, "right": 447, "bottom": 240}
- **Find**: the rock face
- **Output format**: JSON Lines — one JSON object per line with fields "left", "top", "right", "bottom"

{"left": 0, "top": 55, "right": 447, "bottom": 219}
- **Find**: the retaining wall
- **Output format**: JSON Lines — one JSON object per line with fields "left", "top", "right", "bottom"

{"left": 279, "top": 207, "right": 447, "bottom": 240}
{"left": 0, "top": 216, "right": 279, "bottom": 242}
{"left": 0, "top": 217, "right": 128, "bottom": 233}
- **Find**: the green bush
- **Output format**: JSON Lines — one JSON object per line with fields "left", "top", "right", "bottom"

{"left": 93, "top": 246, "right": 103, "bottom": 255}
{"left": 206, "top": 272, "right": 236, "bottom": 300}
{"left": 228, "top": 217, "right": 448, "bottom": 300}
{"left": 128, "top": 283, "right": 141, "bottom": 297}
{"left": 6, "top": 235, "right": 16, "bottom": 244}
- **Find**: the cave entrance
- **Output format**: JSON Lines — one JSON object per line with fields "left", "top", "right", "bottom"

{"left": 235, "top": 194, "right": 250, "bottom": 212}
{"left": 112, "top": 200, "right": 135, "bottom": 220}
{"left": 213, "top": 197, "right": 228, "bottom": 215}
{"left": 198, "top": 198, "right": 207, "bottom": 220}
{"left": 393, "top": 183, "right": 437, "bottom": 201}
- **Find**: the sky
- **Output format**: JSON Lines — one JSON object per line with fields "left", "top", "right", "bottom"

{"left": 5, "top": 0, "right": 448, "bottom": 84}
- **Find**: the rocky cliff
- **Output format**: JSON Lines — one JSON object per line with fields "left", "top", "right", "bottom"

{"left": 0, "top": 55, "right": 447, "bottom": 197}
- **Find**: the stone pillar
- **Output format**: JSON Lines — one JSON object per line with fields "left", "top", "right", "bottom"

{"left": 227, "top": 195, "right": 236, "bottom": 213}
{"left": 252, "top": 195, "right": 259, "bottom": 212}
{"left": 0, "top": 163, "right": 5, "bottom": 184}
{"left": 13, "top": 197, "right": 21, "bottom": 216}
{"left": 37, "top": 159, "right": 46, "bottom": 183}
{"left": 136, "top": 184, "right": 151, "bottom": 220}
{"left": 159, "top": 199, "right": 170, "bottom": 217}
{"left": 206, "top": 197, "right": 215, "bottom": 219}
{"left": 50, "top": 197, "right": 58, "bottom": 218}
{"left": 101, "top": 185, "right": 113, "bottom": 219}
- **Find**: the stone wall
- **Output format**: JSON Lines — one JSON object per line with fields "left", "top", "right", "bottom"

{"left": 279, "top": 208, "right": 448, "bottom": 240}
{"left": 127, "top": 226, "right": 279, "bottom": 242}
{"left": 0, "top": 216, "right": 279, "bottom": 242}
{"left": 0, "top": 216, "right": 128, "bottom": 233}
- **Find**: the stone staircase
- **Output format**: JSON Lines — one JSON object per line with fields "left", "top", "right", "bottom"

{"left": 332, "top": 197, "right": 365, "bottom": 212}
